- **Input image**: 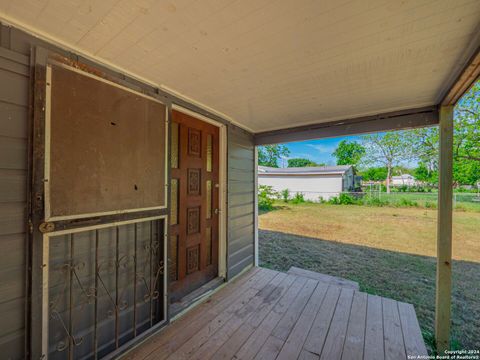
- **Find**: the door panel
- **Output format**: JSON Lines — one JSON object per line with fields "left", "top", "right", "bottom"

{"left": 170, "top": 110, "right": 219, "bottom": 302}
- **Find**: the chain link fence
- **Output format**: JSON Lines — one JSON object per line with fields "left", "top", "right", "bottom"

{"left": 278, "top": 189, "right": 480, "bottom": 211}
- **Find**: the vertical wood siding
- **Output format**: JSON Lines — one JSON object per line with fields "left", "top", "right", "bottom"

{"left": 0, "top": 47, "right": 29, "bottom": 360}
{"left": 227, "top": 126, "right": 255, "bottom": 279}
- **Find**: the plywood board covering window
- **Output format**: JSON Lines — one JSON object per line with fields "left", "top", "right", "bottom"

{"left": 47, "top": 65, "right": 167, "bottom": 218}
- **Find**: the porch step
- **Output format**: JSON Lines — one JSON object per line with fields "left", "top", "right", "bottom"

{"left": 287, "top": 266, "right": 359, "bottom": 290}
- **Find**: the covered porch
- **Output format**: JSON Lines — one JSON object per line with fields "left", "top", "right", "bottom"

{"left": 123, "top": 266, "right": 427, "bottom": 360}
{"left": 0, "top": 1, "right": 479, "bottom": 359}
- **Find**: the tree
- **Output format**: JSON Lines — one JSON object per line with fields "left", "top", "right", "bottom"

{"left": 453, "top": 81, "right": 480, "bottom": 175}
{"left": 410, "top": 127, "right": 439, "bottom": 173}
{"left": 361, "top": 132, "right": 413, "bottom": 193}
{"left": 411, "top": 81, "right": 479, "bottom": 185}
{"left": 287, "top": 158, "right": 318, "bottom": 167}
{"left": 453, "top": 160, "right": 480, "bottom": 186}
{"left": 413, "top": 163, "right": 438, "bottom": 185}
{"left": 359, "top": 167, "right": 388, "bottom": 182}
{"left": 333, "top": 140, "right": 365, "bottom": 166}
{"left": 258, "top": 145, "right": 290, "bottom": 167}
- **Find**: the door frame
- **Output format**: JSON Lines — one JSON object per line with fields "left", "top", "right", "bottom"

{"left": 171, "top": 104, "right": 228, "bottom": 279}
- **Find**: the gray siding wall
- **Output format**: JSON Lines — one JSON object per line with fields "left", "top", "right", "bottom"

{"left": 227, "top": 126, "right": 255, "bottom": 279}
{"left": 0, "top": 47, "right": 29, "bottom": 359}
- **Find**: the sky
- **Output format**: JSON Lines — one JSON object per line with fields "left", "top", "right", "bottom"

{"left": 279, "top": 135, "right": 360, "bottom": 168}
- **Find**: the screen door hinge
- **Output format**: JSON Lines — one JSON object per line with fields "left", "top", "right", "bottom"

{"left": 39, "top": 222, "right": 55, "bottom": 233}
{"left": 28, "top": 219, "right": 33, "bottom": 234}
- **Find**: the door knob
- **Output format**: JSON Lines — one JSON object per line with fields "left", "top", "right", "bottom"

{"left": 214, "top": 208, "right": 220, "bottom": 215}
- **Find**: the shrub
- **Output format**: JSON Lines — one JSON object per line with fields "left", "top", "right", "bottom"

{"left": 280, "top": 189, "right": 290, "bottom": 203}
{"left": 407, "top": 185, "right": 435, "bottom": 193}
{"left": 291, "top": 192, "right": 305, "bottom": 204}
{"left": 392, "top": 185, "right": 408, "bottom": 192}
{"left": 328, "top": 196, "right": 341, "bottom": 205}
{"left": 258, "top": 185, "right": 276, "bottom": 210}
{"left": 327, "top": 193, "right": 357, "bottom": 205}
{"left": 339, "top": 193, "right": 356, "bottom": 205}
{"left": 424, "top": 201, "right": 437, "bottom": 209}
{"left": 397, "top": 198, "right": 418, "bottom": 207}
{"left": 362, "top": 196, "right": 390, "bottom": 207}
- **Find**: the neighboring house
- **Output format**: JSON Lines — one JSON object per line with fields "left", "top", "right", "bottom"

{"left": 258, "top": 165, "right": 357, "bottom": 201}
{"left": 392, "top": 174, "right": 416, "bottom": 186}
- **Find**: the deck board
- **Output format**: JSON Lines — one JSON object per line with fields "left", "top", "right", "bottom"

{"left": 191, "top": 273, "right": 289, "bottom": 360}
{"left": 319, "top": 288, "right": 355, "bottom": 360}
{"left": 383, "top": 298, "right": 407, "bottom": 360}
{"left": 234, "top": 275, "right": 308, "bottom": 360}
{"left": 166, "top": 272, "right": 282, "bottom": 359}
{"left": 341, "top": 291, "right": 367, "bottom": 360}
{"left": 287, "top": 267, "right": 359, "bottom": 290}
{"left": 125, "top": 267, "right": 263, "bottom": 360}
{"left": 271, "top": 278, "right": 318, "bottom": 341}
{"left": 276, "top": 281, "right": 329, "bottom": 360}
{"left": 364, "top": 295, "right": 385, "bottom": 360}
{"left": 398, "top": 302, "right": 428, "bottom": 357}
{"left": 299, "top": 350, "right": 320, "bottom": 360}
{"left": 123, "top": 267, "right": 427, "bottom": 360}
{"left": 211, "top": 274, "right": 297, "bottom": 359}
{"left": 303, "top": 285, "right": 342, "bottom": 355}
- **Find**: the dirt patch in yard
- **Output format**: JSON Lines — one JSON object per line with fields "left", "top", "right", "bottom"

{"left": 259, "top": 203, "right": 480, "bottom": 351}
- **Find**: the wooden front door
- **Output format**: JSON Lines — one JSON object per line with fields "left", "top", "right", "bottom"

{"left": 169, "top": 110, "right": 220, "bottom": 302}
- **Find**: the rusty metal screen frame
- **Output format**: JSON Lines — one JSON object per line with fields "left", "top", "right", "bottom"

{"left": 43, "top": 62, "right": 169, "bottom": 222}
{"left": 41, "top": 215, "right": 168, "bottom": 359}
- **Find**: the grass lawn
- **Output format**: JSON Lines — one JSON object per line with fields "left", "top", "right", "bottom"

{"left": 259, "top": 202, "right": 480, "bottom": 351}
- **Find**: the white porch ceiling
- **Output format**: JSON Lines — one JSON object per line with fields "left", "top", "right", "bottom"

{"left": 0, "top": 0, "right": 479, "bottom": 133}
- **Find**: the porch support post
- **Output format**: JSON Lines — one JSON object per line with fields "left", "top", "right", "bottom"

{"left": 435, "top": 105, "right": 454, "bottom": 353}
{"left": 254, "top": 147, "right": 259, "bottom": 266}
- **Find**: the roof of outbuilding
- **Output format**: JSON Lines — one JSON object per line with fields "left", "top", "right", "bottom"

{"left": 258, "top": 165, "right": 352, "bottom": 175}
{"left": 392, "top": 174, "right": 415, "bottom": 179}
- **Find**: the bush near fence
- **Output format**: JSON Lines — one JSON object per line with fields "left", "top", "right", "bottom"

{"left": 259, "top": 187, "right": 480, "bottom": 212}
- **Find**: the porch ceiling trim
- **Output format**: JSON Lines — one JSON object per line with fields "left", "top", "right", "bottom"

{"left": 439, "top": 25, "right": 480, "bottom": 106}
{"left": 441, "top": 47, "right": 480, "bottom": 106}
{"left": 254, "top": 106, "right": 438, "bottom": 145}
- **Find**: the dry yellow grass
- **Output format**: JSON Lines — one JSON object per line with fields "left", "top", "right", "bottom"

{"left": 259, "top": 203, "right": 480, "bottom": 263}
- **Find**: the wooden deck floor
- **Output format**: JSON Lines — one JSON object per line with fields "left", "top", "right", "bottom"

{"left": 123, "top": 267, "right": 427, "bottom": 360}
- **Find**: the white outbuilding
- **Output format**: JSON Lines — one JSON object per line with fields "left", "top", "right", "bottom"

{"left": 258, "top": 165, "right": 357, "bottom": 201}
{"left": 391, "top": 174, "right": 417, "bottom": 186}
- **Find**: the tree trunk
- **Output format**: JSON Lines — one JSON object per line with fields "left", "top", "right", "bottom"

{"left": 386, "top": 165, "right": 391, "bottom": 194}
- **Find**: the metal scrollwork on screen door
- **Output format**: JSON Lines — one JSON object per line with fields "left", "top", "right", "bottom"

{"left": 48, "top": 222, "right": 164, "bottom": 357}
